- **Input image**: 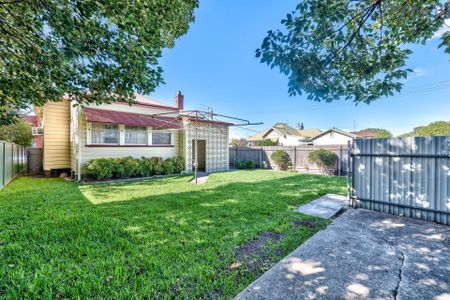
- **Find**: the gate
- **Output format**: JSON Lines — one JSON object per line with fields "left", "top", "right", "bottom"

{"left": 352, "top": 137, "right": 450, "bottom": 225}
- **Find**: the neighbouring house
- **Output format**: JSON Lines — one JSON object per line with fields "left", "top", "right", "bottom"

{"left": 247, "top": 123, "right": 322, "bottom": 146}
{"left": 23, "top": 115, "right": 43, "bottom": 148}
{"left": 312, "top": 128, "right": 357, "bottom": 146}
{"left": 35, "top": 92, "right": 231, "bottom": 178}
{"left": 351, "top": 129, "right": 378, "bottom": 139}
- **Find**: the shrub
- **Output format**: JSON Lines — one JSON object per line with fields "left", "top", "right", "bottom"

{"left": 138, "top": 157, "right": 154, "bottom": 177}
{"left": 85, "top": 158, "right": 115, "bottom": 180}
{"left": 256, "top": 139, "right": 278, "bottom": 146}
{"left": 85, "top": 156, "right": 185, "bottom": 180}
{"left": 235, "top": 160, "right": 256, "bottom": 169}
{"left": 271, "top": 150, "right": 291, "bottom": 170}
{"left": 151, "top": 157, "right": 164, "bottom": 175}
{"left": 162, "top": 158, "right": 176, "bottom": 175}
{"left": 173, "top": 156, "right": 186, "bottom": 173}
{"left": 308, "top": 149, "right": 338, "bottom": 175}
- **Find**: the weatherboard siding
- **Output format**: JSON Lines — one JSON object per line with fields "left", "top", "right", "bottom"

{"left": 313, "top": 132, "right": 353, "bottom": 146}
{"left": 43, "top": 101, "right": 71, "bottom": 170}
{"left": 77, "top": 112, "right": 182, "bottom": 174}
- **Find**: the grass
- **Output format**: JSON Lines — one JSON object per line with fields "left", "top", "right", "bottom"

{"left": 0, "top": 170, "right": 346, "bottom": 299}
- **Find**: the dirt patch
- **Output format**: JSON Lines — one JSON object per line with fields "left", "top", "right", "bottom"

{"left": 233, "top": 231, "right": 284, "bottom": 272}
{"left": 290, "top": 219, "right": 321, "bottom": 229}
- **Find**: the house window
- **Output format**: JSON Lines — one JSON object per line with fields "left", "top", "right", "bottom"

{"left": 91, "top": 123, "right": 119, "bottom": 144}
{"left": 125, "top": 126, "right": 147, "bottom": 145}
{"left": 152, "top": 132, "right": 171, "bottom": 145}
{"left": 32, "top": 127, "right": 43, "bottom": 135}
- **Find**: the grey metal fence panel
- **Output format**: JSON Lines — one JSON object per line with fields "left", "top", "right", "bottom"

{"left": 353, "top": 137, "right": 450, "bottom": 225}
{"left": 0, "top": 141, "right": 27, "bottom": 190}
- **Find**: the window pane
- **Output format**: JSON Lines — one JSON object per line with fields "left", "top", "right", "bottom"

{"left": 91, "top": 123, "right": 119, "bottom": 144}
{"left": 125, "top": 126, "right": 147, "bottom": 145}
{"left": 152, "top": 132, "right": 171, "bottom": 145}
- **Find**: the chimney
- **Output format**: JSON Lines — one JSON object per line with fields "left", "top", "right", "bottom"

{"left": 175, "top": 91, "right": 184, "bottom": 110}
{"left": 298, "top": 122, "right": 304, "bottom": 130}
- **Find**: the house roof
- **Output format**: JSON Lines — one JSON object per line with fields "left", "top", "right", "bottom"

{"left": 84, "top": 108, "right": 182, "bottom": 129}
{"left": 351, "top": 130, "right": 378, "bottom": 138}
{"left": 312, "top": 128, "right": 357, "bottom": 140}
{"left": 247, "top": 123, "right": 322, "bottom": 141}
{"left": 23, "top": 115, "right": 38, "bottom": 127}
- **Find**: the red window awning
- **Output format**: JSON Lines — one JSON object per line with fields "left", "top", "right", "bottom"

{"left": 84, "top": 108, "right": 182, "bottom": 129}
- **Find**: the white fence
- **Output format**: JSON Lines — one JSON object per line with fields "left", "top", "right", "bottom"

{"left": 0, "top": 141, "right": 27, "bottom": 190}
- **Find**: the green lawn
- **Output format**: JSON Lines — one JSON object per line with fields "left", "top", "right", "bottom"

{"left": 0, "top": 170, "right": 345, "bottom": 299}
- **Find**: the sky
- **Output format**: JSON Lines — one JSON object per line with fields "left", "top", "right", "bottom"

{"left": 151, "top": 1, "right": 450, "bottom": 139}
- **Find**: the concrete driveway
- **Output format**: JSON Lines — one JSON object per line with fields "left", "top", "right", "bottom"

{"left": 235, "top": 209, "right": 450, "bottom": 300}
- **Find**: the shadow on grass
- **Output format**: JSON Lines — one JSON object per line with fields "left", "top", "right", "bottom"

{"left": 0, "top": 172, "right": 345, "bottom": 299}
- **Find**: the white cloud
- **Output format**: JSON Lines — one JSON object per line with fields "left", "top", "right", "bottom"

{"left": 433, "top": 18, "right": 450, "bottom": 38}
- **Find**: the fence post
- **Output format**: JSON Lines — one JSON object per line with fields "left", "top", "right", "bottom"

{"left": 338, "top": 145, "right": 342, "bottom": 176}
{"left": 346, "top": 140, "right": 351, "bottom": 205}
{"left": 293, "top": 146, "right": 297, "bottom": 171}
{"left": 2, "top": 142, "right": 5, "bottom": 188}
{"left": 259, "top": 147, "right": 262, "bottom": 169}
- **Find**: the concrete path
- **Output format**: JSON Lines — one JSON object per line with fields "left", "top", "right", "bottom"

{"left": 235, "top": 209, "right": 450, "bottom": 300}
{"left": 296, "top": 194, "right": 349, "bottom": 219}
{"left": 190, "top": 172, "right": 209, "bottom": 184}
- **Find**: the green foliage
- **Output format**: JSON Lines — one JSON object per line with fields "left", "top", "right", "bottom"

{"left": 361, "top": 128, "right": 393, "bottom": 138}
{"left": 271, "top": 150, "right": 291, "bottom": 170}
{"left": 257, "top": 0, "right": 449, "bottom": 104}
{"left": 308, "top": 149, "right": 339, "bottom": 174}
{"left": 400, "top": 121, "right": 450, "bottom": 137}
{"left": 0, "top": 118, "right": 33, "bottom": 147}
{"left": 85, "top": 158, "right": 115, "bottom": 180}
{"left": 0, "top": 172, "right": 346, "bottom": 298}
{"left": 230, "top": 138, "right": 248, "bottom": 147}
{"left": 235, "top": 160, "right": 256, "bottom": 169}
{"left": 256, "top": 139, "right": 278, "bottom": 146}
{"left": 0, "top": 0, "right": 198, "bottom": 124}
{"left": 85, "top": 156, "right": 184, "bottom": 180}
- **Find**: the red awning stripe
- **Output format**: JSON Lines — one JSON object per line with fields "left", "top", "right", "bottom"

{"left": 84, "top": 108, "right": 182, "bottom": 129}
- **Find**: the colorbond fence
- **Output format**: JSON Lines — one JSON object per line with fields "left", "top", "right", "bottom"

{"left": 0, "top": 141, "right": 27, "bottom": 190}
{"left": 229, "top": 145, "right": 351, "bottom": 175}
{"left": 352, "top": 137, "right": 450, "bottom": 225}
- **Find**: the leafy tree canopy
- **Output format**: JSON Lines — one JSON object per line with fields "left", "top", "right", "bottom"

{"left": 256, "top": 0, "right": 449, "bottom": 104}
{"left": 230, "top": 138, "right": 248, "bottom": 147}
{"left": 399, "top": 121, "right": 450, "bottom": 137}
{"left": 0, "top": 0, "right": 198, "bottom": 124}
{"left": 0, "top": 118, "right": 32, "bottom": 147}
{"left": 256, "top": 139, "right": 279, "bottom": 146}
{"left": 359, "top": 128, "right": 393, "bottom": 138}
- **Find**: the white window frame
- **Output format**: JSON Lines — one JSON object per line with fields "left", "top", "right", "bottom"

{"left": 151, "top": 131, "right": 172, "bottom": 146}
{"left": 90, "top": 123, "right": 120, "bottom": 145}
{"left": 32, "top": 127, "right": 43, "bottom": 135}
{"left": 124, "top": 125, "right": 148, "bottom": 145}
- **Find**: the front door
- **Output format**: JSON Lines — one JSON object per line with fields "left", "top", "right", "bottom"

{"left": 192, "top": 140, "right": 206, "bottom": 171}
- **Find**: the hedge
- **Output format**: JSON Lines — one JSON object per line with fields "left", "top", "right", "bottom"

{"left": 85, "top": 156, "right": 185, "bottom": 180}
{"left": 235, "top": 160, "right": 255, "bottom": 169}
{"left": 308, "top": 149, "right": 338, "bottom": 175}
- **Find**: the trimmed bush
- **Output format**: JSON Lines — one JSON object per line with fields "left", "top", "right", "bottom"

{"left": 308, "top": 149, "right": 338, "bottom": 175}
{"left": 85, "top": 156, "right": 185, "bottom": 180}
{"left": 235, "top": 160, "right": 256, "bottom": 169}
{"left": 85, "top": 158, "right": 115, "bottom": 180}
{"left": 271, "top": 150, "right": 291, "bottom": 170}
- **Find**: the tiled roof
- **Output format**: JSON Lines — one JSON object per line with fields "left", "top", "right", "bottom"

{"left": 23, "top": 115, "right": 38, "bottom": 127}
{"left": 84, "top": 108, "right": 182, "bottom": 129}
{"left": 312, "top": 128, "right": 357, "bottom": 140}
{"left": 352, "top": 130, "right": 378, "bottom": 138}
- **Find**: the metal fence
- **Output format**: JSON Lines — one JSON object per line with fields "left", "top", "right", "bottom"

{"left": 352, "top": 137, "right": 450, "bottom": 225}
{"left": 0, "top": 141, "right": 27, "bottom": 190}
{"left": 229, "top": 145, "right": 351, "bottom": 175}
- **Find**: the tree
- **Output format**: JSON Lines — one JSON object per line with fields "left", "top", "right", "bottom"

{"left": 359, "top": 128, "right": 393, "bottom": 138}
{"left": 256, "top": 0, "right": 449, "bottom": 104}
{"left": 400, "top": 121, "right": 450, "bottom": 137}
{"left": 230, "top": 138, "right": 248, "bottom": 147}
{"left": 0, "top": 118, "right": 32, "bottom": 147}
{"left": 0, "top": 0, "right": 198, "bottom": 124}
{"left": 256, "top": 139, "right": 279, "bottom": 146}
